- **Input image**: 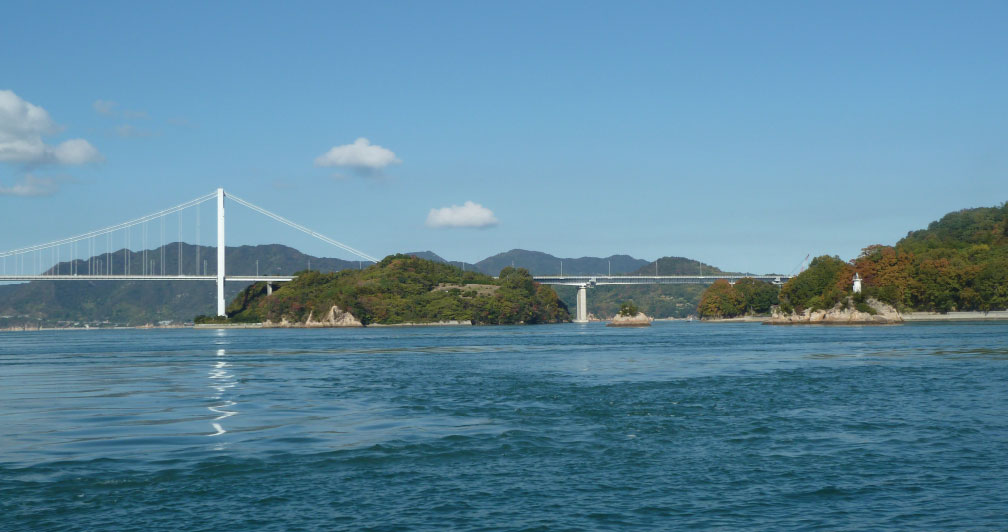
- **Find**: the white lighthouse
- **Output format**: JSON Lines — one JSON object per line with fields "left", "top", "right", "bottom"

{"left": 853, "top": 272, "right": 862, "bottom": 294}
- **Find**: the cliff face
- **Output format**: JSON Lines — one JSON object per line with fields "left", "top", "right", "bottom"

{"left": 765, "top": 297, "right": 902, "bottom": 325}
{"left": 264, "top": 305, "right": 363, "bottom": 328}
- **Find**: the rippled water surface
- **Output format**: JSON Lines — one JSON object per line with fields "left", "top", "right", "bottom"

{"left": 2, "top": 322, "right": 1008, "bottom": 531}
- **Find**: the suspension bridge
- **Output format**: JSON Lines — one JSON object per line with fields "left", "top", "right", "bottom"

{"left": 2, "top": 188, "right": 792, "bottom": 323}
{"left": 0, "top": 189, "right": 378, "bottom": 317}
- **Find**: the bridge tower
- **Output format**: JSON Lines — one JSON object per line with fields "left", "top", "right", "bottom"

{"left": 216, "top": 188, "right": 226, "bottom": 316}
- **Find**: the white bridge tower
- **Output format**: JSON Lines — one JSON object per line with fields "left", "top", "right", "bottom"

{"left": 216, "top": 188, "right": 226, "bottom": 316}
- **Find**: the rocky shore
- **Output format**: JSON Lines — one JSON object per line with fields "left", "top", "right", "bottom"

{"left": 264, "top": 305, "right": 364, "bottom": 328}
{"left": 764, "top": 297, "right": 902, "bottom": 325}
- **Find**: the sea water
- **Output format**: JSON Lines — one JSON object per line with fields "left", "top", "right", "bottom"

{"left": 1, "top": 322, "right": 1007, "bottom": 530}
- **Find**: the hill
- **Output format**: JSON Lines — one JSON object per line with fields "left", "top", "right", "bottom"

{"left": 853, "top": 201, "right": 1008, "bottom": 312}
{"left": 213, "top": 255, "right": 569, "bottom": 325}
{"left": 550, "top": 256, "right": 736, "bottom": 319}
{"left": 631, "top": 256, "right": 729, "bottom": 276}
{"left": 696, "top": 200, "right": 1008, "bottom": 318}
{"left": 405, "top": 251, "right": 477, "bottom": 271}
{"left": 474, "top": 249, "right": 648, "bottom": 276}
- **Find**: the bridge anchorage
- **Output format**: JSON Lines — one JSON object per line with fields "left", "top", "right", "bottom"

{"left": 532, "top": 274, "right": 791, "bottom": 323}
{"left": 0, "top": 188, "right": 378, "bottom": 317}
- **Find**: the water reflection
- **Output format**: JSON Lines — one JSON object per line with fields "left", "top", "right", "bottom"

{"left": 207, "top": 348, "right": 237, "bottom": 442}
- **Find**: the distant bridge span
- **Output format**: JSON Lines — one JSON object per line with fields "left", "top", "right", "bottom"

{"left": 532, "top": 274, "right": 791, "bottom": 323}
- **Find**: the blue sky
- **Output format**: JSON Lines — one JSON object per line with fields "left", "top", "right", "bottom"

{"left": 2, "top": 1, "right": 1006, "bottom": 274}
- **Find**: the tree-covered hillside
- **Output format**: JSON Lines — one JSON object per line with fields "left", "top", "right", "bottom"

{"left": 697, "top": 278, "right": 780, "bottom": 318}
{"left": 556, "top": 284, "right": 708, "bottom": 319}
{"left": 215, "top": 255, "right": 569, "bottom": 325}
{"left": 853, "top": 202, "right": 1008, "bottom": 312}
{"left": 553, "top": 257, "right": 736, "bottom": 319}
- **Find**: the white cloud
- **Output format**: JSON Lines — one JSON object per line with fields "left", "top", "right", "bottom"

{"left": 314, "top": 138, "right": 400, "bottom": 172}
{"left": 0, "top": 90, "right": 103, "bottom": 165}
{"left": 426, "top": 201, "right": 499, "bottom": 229}
{"left": 0, "top": 174, "right": 60, "bottom": 197}
{"left": 51, "top": 138, "right": 103, "bottom": 164}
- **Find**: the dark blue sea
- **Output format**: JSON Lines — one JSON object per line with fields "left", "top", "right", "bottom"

{"left": 2, "top": 322, "right": 1007, "bottom": 531}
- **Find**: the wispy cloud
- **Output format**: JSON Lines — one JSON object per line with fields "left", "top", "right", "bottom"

{"left": 92, "top": 99, "right": 148, "bottom": 119}
{"left": 314, "top": 138, "right": 400, "bottom": 176}
{"left": 0, "top": 174, "right": 61, "bottom": 197}
{"left": 114, "top": 124, "right": 154, "bottom": 138}
{"left": 93, "top": 99, "right": 116, "bottom": 115}
{"left": 426, "top": 201, "right": 499, "bottom": 229}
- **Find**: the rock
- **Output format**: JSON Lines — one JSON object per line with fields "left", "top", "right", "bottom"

{"left": 264, "top": 305, "right": 363, "bottom": 328}
{"left": 607, "top": 312, "right": 652, "bottom": 327}
{"left": 765, "top": 297, "right": 902, "bottom": 325}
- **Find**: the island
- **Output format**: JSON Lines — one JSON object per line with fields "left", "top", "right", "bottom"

{"left": 697, "top": 201, "right": 1008, "bottom": 323}
{"left": 606, "top": 302, "right": 652, "bottom": 327}
{"left": 195, "top": 254, "right": 570, "bottom": 327}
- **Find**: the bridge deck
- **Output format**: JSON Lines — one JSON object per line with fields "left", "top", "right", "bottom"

{"left": 532, "top": 275, "right": 788, "bottom": 286}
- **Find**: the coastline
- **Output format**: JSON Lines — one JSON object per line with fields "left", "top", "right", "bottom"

{"left": 902, "top": 311, "right": 1008, "bottom": 321}
{"left": 696, "top": 316, "right": 767, "bottom": 323}
{"left": 7, "top": 311, "right": 1008, "bottom": 332}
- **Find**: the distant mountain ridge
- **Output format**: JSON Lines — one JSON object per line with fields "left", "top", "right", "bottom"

{"left": 474, "top": 249, "right": 649, "bottom": 276}
{"left": 632, "top": 256, "right": 729, "bottom": 276}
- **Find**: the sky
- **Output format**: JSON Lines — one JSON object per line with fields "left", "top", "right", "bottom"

{"left": 2, "top": 1, "right": 1006, "bottom": 274}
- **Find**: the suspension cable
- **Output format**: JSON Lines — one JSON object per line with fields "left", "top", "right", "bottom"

{"left": 225, "top": 192, "right": 379, "bottom": 263}
{"left": 0, "top": 191, "right": 218, "bottom": 258}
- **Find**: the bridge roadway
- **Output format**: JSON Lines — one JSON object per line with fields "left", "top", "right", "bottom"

{"left": 531, "top": 274, "right": 787, "bottom": 286}
{"left": 532, "top": 274, "right": 791, "bottom": 323}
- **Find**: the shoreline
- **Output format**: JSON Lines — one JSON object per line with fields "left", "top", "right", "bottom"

{"left": 6, "top": 311, "right": 1008, "bottom": 332}
{"left": 902, "top": 311, "right": 1008, "bottom": 321}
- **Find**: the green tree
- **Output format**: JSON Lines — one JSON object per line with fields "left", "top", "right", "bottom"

{"left": 619, "top": 301, "right": 639, "bottom": 317}
{"left": 779, "top": 256, "right": 852, "bottom": 312}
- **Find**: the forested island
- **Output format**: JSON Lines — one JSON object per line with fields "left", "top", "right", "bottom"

{"left": 196, "top": 254, "right": 570, "bottom": 326}
{"left": 698, "top": 201, "right": 1008, "bottom": 319}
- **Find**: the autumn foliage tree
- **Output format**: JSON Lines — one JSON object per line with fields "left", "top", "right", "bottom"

{"left": 697, "top": 280, "right": 744, "bottom": 318}
{"left": 848, "top": 201, "right": 1008, "bottom": 312}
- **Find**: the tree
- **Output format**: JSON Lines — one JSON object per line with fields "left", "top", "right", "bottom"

{"left": 697, "top": 280, "right": 745, "bottom": 318}
{"left": 619, "top": 301, "right": 639, "bottom": 317}
{"left": 779, "top": 256, "right": 852, "bottom": 312}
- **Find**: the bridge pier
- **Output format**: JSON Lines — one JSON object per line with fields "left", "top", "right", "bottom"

{"left": 574, "top": 284, "right": 588, "bottom": 323}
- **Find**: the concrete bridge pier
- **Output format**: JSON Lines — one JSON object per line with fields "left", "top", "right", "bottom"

{"left": 574, "top": 284, "right": 588, "bottom": 323}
